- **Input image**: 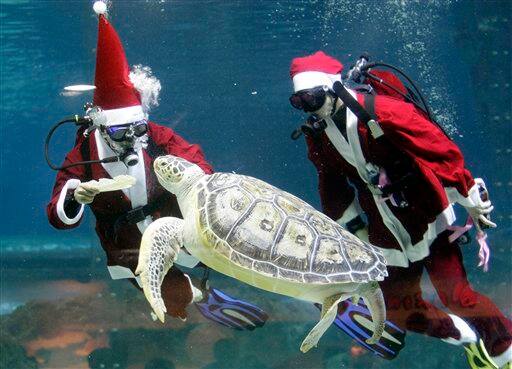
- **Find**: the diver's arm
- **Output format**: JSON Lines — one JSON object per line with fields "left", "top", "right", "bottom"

{"left": 46, "top": 146, "right": 86, "bottom": 229}
{"left": 377, "top": 100, "right": 495, "bottom": 229}
{"left": 376, "top": 99, "right": 480, "bottom": 206}
{"left": 148, "top": 122, "right": 214, "bottom": 174}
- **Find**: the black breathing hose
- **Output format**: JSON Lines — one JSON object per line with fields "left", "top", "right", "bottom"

{"left": 45, "top": 116, "right": 119, "bottom": 171}
{"left": 361, "top": 62, "right": 452, "bottom": 140}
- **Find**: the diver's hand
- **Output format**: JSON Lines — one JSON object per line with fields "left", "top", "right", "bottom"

{"left": 465, "top": 203, "right": 496, "bottom": 232}
{"left": 465, "top": 178, "right": 496, "bottom": 232}
{"left": 74, "top": 181, "right": 100, "bottom": 204}
{"left": 355, "top": 226, "right": 370, "bottom": 243}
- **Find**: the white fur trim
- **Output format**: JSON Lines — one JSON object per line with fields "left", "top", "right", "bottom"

{"left": 102, "top": 105, "right": 145, "bottom": 126}
{"left": 441, "top": 314, "right": 477, "bottom": 345}
{"left": 405, "top": 206, "right": 456, "bottom": 262}
{"left": 107, "top": 266, "right": 143, "bottom": 288}
{"left": 492, "top": 343, "right": 512, "bottom": 368}
{"left": 56, "top": 178, "right": 84, "bottom": 225}
{"left": 108, "top": 265, "right": 137, "bottom": 280}
{"left": 175, "top": 250, "right": 200, "bottom": 268}
{"left": 292, "top": 71, "right": 341, "bottom": 92}
{"left": 324, "top": 116, "right": 356, "bottom": 167}
{"left": 185, "top": 274, "right": 204, "bottom": 303}
{"left": 448, "top": 183, "right": 480, "bottom": 208}
{"left": 336, "top": 198, "right": 363, "bottom": 224}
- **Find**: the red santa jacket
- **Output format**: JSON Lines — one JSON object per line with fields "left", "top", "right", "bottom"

{"left": 306, "top": 92, "right": 481, "bottom": 267}
{"left": 47, "top": 122, "right": 212, "bottom": 317}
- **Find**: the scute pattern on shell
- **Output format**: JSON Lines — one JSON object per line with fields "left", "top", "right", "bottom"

{"left": 197, "top": 173, "right": 387, "bottom": 284}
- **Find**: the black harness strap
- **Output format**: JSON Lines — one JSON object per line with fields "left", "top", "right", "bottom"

{"left": 332, "top": 81, "right": 384, "bottom": 139}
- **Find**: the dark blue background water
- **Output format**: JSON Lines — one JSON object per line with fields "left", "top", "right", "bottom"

{"left": 1, "top": 1, "right": 510, "bottom": 369}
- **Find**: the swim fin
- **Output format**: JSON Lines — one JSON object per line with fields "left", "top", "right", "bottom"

{"left": 193, "top": 268, "right": 268, "bottom": 330}
{"left": 194, "top": 287, "right": 268, "bottom": 331}
{"left": 317, "top": 298, "right": 406, "bottom": 360}
{"left": 463, "top": 338, "right": 499, "bottom": 369}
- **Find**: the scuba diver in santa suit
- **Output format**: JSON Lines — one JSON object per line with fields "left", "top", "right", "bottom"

{"left": 288, "top": 51, "right": 511, "bottom": 369}
{"left": 47, "top": 1, "right": 267, "bottom": 330}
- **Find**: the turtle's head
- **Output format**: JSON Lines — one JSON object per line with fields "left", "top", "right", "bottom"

{"left": 154, "top": 155, "right": 205, "bottom": 195}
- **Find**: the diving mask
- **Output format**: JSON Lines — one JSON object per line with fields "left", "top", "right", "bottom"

{"left": 104, "top": 120, "right": 148, "bottom": 142}
{"left": 289, "top": 85, "right": 333, "bottom": 112}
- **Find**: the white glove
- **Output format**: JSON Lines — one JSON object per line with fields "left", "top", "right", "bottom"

{"left": 355, "top": 226, "right": 370, "bottom": 243}
{"left": 465, "top": 179, "right": 496, "bottom": 232}
{"left": 74, "top": 181, "right": 100, "bottom": 204}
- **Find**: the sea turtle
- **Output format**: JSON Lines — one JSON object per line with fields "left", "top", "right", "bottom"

{"left": 135, "top": 155, "right": 388, "bottom": 352}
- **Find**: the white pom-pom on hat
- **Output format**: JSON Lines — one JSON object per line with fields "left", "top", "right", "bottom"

{"left": 93, "top": 1, "right": 107, "bottom": 15}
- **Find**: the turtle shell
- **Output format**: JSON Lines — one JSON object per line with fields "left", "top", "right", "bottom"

{"left": 195, "top": 173, "right": 387, "bottom": 284}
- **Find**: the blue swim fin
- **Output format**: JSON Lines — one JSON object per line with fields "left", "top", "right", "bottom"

{"left": 317, "top": 298, "right": 406, "bottom": 360}
{"left": 194, "top": 268, "right": 268, "bottom": 331}
{"left": 194, "top": 287, "right": 268, "bottom": 331}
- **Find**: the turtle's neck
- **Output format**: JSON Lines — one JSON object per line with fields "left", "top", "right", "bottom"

{"left": 176, "top": 172, "right": 204, "bottom": 203}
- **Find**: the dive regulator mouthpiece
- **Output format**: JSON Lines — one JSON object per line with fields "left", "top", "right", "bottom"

{"left": 121, "top": 149, "right": 139, "bottom": 167}
{"left": 347, "top": 54, "right": 370, "bottom": 84}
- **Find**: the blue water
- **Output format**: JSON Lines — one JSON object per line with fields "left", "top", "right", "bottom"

{"left": 1, "top": 1, "right": 510, "bottom": 368}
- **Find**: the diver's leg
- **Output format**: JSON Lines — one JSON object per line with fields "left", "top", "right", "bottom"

{"left": 425, "top": 233, "right": 512, "bottom": 366}
{"left": 129, "top": 267, "right": 194, "bottom": 320}
{"left": 380, "top": 262, "right": 461, "bottom": 340}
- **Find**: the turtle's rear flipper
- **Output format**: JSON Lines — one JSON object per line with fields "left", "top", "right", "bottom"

{"left": 300, "top": 294, "right": 350, "bottom": 353}
{"left": 136, "top": 217, "right": 184, "bottom": 323}
{"left": 360, "top": 281, "right": 386, "bottom": 344}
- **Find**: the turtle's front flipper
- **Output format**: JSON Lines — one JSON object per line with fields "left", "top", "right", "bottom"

{"left": 300, "top": 294, "right": 349, "bottom": 353}
{"left": 359, "top": 281, "right": 386, "bottom": 344}
{"left": 135, "top": 217, "right": 184, "bottom": 323}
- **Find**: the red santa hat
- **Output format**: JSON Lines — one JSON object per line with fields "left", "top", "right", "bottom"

{"left": 92, "top": 1, "right": 145, "bottom": 126}
{"left": 289, "top": 51, "right": 344, "bottom": 92}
